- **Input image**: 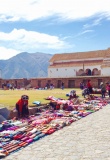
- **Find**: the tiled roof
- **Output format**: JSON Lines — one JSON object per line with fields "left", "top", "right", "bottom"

{"left": 49, "top": 49, "right": 107, "bottom": 62}
{"left": 49, "top": 60, "right": 102, "bottom": 68}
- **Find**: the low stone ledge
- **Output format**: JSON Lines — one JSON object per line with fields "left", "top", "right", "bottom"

{"left": 9, "top": 105, "right": 47, "bottom": 119}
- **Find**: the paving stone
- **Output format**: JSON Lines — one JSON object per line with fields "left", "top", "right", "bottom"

{"left": 4, "top": 105, "right": 110, "bottom": 160}
{"left": 63, "top": 155, "right": 81, "bottom": 160}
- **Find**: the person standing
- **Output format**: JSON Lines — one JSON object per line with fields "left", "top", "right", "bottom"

{"left": 80, "top": 82, "right": 84, "bottom": 89}
{"left": 87, "top": 79, "right": 92, "bottom": 94}
{"left": 61, "top": 82, "right": 64, "bottom": 90}
{"left": 100, "top": 82, "right": 106, "bottom": 98}
{"left": 106, "top": 82, "right": 110, "bottom": 97}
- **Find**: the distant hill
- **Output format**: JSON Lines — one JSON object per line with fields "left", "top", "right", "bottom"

{"left": 0, "top": 52, "right": 53, "bottom": 79}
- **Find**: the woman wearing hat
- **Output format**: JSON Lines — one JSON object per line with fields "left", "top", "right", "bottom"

{"left": 16, "top": 95, "right": 29, "bottom": 118}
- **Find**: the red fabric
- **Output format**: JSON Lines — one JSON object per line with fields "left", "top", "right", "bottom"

{"left": 16, "top": 99, "right": 28, "bottom": 113}
{"left": 106, "top": 85, "right": 110, "bottom": 90}
{"left": 56, "top": 105, "right": 60, "bottom": 110}
{"left": 69, "top": 94, "right": 76, "bottom": 99}
{"left": 87, "top": 81, "right": 92, "bottom": 88}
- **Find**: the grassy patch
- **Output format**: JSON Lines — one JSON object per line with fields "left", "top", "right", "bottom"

{"left": 0, "top": 88, "right": 83, "bottom": 109}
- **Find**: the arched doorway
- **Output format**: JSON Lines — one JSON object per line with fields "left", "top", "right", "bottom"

{"left": 86, "top": 68, "right": 92, "bottom": 75}
{"left": 78, "top": 69, "right": 85, "bottom": 76}
{"left": 92, "top": 68, "right": 98, "bottom": 75}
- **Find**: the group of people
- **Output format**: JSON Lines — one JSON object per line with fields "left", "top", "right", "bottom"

{"left": 82, "top": 79, "right": 110, "bottom": 98}
{"left": 15, "top": 80, "right": 110, "bottom": 119}
{"left": 82, "top": 80, "right": 93, "bottom": 98}
{"left": 100, "top": 82, "right": 110, "bottom": 98}
{"left": 2, "top": 82, "right": 15, "bottom": 90}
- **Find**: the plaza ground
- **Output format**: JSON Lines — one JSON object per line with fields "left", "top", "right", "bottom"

{"left": 3, "top": 104, "right": 110, "bottom": 160}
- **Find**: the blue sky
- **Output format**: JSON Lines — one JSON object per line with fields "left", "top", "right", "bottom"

{"left": 0, "top": 0, "right": 110, "bottom": 59}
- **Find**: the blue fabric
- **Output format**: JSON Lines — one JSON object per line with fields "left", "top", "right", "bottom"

{"left": 32, "top": 101, "right": 41, "bottom": 105}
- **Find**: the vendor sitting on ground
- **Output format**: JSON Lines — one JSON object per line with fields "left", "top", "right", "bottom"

{"left": 68, "top": 90, "right": 77, "bottom": 100}
{"left": 82, "top": 88, "right": 90, "bottom": 98}
{"left": 16, "top": 95, "right": 29, "bottom": 118}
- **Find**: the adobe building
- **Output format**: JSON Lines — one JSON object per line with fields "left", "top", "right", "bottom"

{"left": 29, "top": 48, "right": 110, "bottom": 89}
{"left": 48, "top": 48, "right": 110, "bottom": 78}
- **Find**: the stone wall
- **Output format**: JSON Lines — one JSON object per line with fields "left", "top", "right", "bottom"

{"left": 0, "top": 76, "right": 110, "bottom": 89}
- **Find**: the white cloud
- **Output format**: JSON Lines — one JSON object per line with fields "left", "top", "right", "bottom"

{"left": 73, "top": 30, "right": 94, "bottom": 38}
{"left": 0, "top": 0, "right": 110, "bottom": 22}
{"left": 0, "top": 47, "right": 20, "bottom": 60}
{"left": 83, "top": 17, "right": 103, "bottom": 29}
{"left": 0, "top": 0, "right": 109, "bottom": 60}
{"left": 0, "top": 28, "right": 69, "bottom": 59}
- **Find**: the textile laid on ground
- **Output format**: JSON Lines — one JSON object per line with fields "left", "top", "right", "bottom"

{"left": 0, "top": 96, "right": 109, "bottom": 158}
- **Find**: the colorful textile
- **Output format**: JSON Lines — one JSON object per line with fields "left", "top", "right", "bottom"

{"left": 0, "top": 96, "right": 109, "bottom": 158}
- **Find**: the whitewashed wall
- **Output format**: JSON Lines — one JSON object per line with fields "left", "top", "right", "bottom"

{"left": 101, "top": 67, "right": 110, "bottom": 76}
{"left": 48, "top": 67, "right": 77, "bottom": 78}
{"left": 48, "top": 65, "right": 101, "bottom": 78}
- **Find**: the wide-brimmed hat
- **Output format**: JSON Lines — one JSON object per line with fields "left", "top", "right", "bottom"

{"left": 21, "top": 95, "right": 29, "bottom": 100}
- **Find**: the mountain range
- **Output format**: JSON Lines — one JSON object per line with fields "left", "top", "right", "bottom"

{"left": 0, "top": 52, "right": 53, "bottom": 79}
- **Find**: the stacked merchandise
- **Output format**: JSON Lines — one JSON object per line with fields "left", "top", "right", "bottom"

{"left": 92, "top": 88, "right": 101, "bottom": 94}
{"left": 0, "top": 96, "right": 109, "bottom": 158}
